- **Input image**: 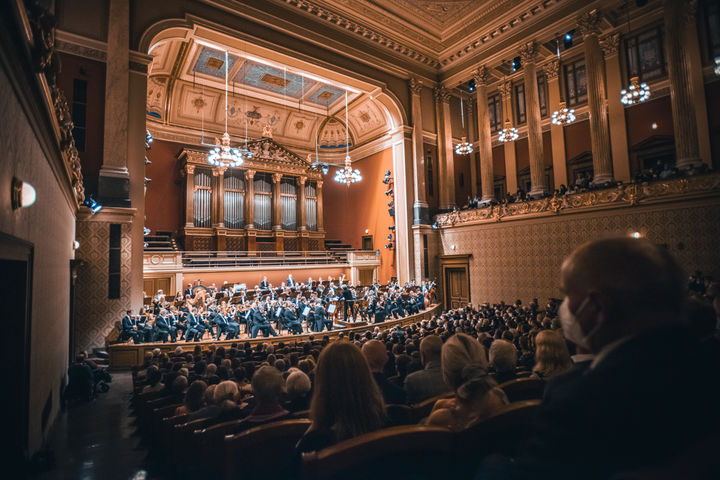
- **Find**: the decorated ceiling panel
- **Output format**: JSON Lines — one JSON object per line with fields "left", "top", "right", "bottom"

{"left": 233, "top": 60, "right": 317, "bottom": 98}
{"left": 192, "top": 45, "right": 241, "bottom": 78}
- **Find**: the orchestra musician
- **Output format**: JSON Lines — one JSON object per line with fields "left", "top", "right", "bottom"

{"left": 121, "top": 310, "right": 140, "bottom": 343}
{"left": 342, "top": 285, "right": 355, "bottom": 322}
{"left": 260, "top": 276, "right": 269, "bottom": 290}
{"left": 251, "top": 304, "right": 278, "bottom": 338}
{"left": 314, "top": 301, "right": 333, "bottom": 332}
{"left": 286, "top": 274, "right": 296, "bottom": 287}
{"left": 282, "top": 303, "right": 303, "bottom": 334}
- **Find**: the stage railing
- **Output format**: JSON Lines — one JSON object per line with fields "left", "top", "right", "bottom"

{"left": 181, "top": 250, "right": 364, "bottom": 269}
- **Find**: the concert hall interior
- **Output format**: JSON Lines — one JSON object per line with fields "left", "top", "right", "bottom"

{"left": 2, "top": 0, "right": 720, "bottom": 478}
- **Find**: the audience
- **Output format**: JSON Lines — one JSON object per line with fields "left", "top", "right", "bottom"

{"left": 404, "top": 335, "right": 450, "bottom": 404}
{"left": 175, "top": 380, "right": 207, "bottom": 416}
{"left": 244, "top": 366, "right": 288, "bottom": 423}
{"left": 530, "top": 330, "right": 572, "bottom": 380}
{"left": 488, "top": 339, "right": 518, "bottom": 384}
{"left": 362, "top": 340, "right": 406, "bottom": 404}
{"left": 284, "top": 368, "right": 311, "bottom": 413}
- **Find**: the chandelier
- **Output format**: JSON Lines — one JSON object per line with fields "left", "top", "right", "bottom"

{"left": 455, "top": 136, "right": 473, "bottom": 155}
{"left": 552, "top": 101, "right": 576, "bottom": 126}
{"left": 334, "top": 90, "right": 362, "bottom": 184}
{"left": 621, "top": 76, "right": 650, "bottom": 106}
{"left": 207, "top": 51, "right": 249, "bottom": 167}
{"left": 498, "top": 120, "right": 519, "bottom": 142}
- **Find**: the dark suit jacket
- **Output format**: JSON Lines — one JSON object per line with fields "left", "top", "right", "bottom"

{"left": 514, "top": 328, "right": 720, "bottom": 479}
{"left": 404, "top": 361, "right": 450, "bottom": 404}
{"left": 259, "top": 281, "right": 269, "bottom": 289}
{"left": 372, "top": 371, "right": 406, "bottom": 405}
{"left": 121, "top": 315, "right": 135, "bottom": 330}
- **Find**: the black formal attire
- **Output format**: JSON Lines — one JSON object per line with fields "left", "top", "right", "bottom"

{"left": 342, "top": 288, "right": 355, "bottom": 321}
{"left": 155, "top": 314, "right": 171, "bottom": 343}
{"left": 121, "top": 315, "right": 140, "bottom": 343}
{"left": 373, "top": 301, "right": 386, "bottom": 323}
{"left": 251, "top": 310, "right": 277, "bottom": 338}
{"left": 184, "top": 312, "right": 203, "bottom": 342}
{"left": 259, "top": 280, "right": 269, "bottom": 289}
{"left": 286, "top": 278, "right": 296, "bottom": 287}
{"left": 282, "top": 308, "right": 303, "bottom": 334}
{"left": 372, "top": 371, "right": 406, "bottom": 404}
{"left": 314, "top": 305, "right": 333, "bottom": 332}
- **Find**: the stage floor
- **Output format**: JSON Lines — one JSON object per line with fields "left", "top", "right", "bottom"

{"left": 107, "top": 304, "right": 440, "bottom": 369}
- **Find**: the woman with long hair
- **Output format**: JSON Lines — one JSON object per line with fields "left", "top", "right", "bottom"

{"left": 428, "top": 333, "right": 508, "bottom": 431}
{"left": 532, "top": 329, "right": 573, "bottom": 379}
{"left": 296, "top": 341, "right": 386, "bottom": 452}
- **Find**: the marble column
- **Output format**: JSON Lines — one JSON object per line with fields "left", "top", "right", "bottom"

{"left": 409, "top": 78, "right": 429, "bottom": 224}
{"left": 500, "top": 81, "right": 518, "bottom": 194}
{"left": 665, "top": 0, "right": 702, "bottom": 168}
{"left": 184, "top": 164, "right": 195, "bottom": 227}
{"left": 272, "top": 173, "right": 282, "bottom": 230}
{"left": 297, "top": 176, "right": 307, "bottom": 231}
{"left": 544, "top": 59, "right": 569, "bottom": 188}
{"left": 212, "top": 167, "right": 226, "bottom": 228}
{"left": 578, "top": 9, "right": 614, "bottom": 184}
{"left": 464, "top": 98, "right": 478, "bottom": 198}
{"left": 600, "top": 33, "right": 631, "bottom": 183}
{"left": 434, "top": 86, "right": 455, "bottom": 209}
{"left": 520, "top": 42, "right": 548, "bottom": 196}
{"left": 473, "top": 66, "right": 495, "bottom": 201}
{"left": 98, "top": 0, "right": 130, "bottom": 206}
{"left": 316, "top": 180, "right": 324, "bottom": 232}
{"left": 244, "top": 169, "right": 255, "bottom": 229}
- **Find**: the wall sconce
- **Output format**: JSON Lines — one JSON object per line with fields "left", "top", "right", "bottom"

{"left": 364, "top": 229, "right": 369, "bottom": 234}
{"left": 11, "top": 178, "right": 36, "bottom": 209}
{"left": 73, "top": 240, "right": 80, "bottom": 250}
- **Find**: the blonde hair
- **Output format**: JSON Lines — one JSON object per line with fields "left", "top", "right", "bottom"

{"left": 533, "top": 330, "right": 572, "bottom": 379}
{"left": 441, "top": 333, "right": 488, "bottom": 391}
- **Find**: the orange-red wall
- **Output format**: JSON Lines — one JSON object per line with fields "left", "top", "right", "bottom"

{"left": 145, "top": 139, "right": 186, "bottom": 235}
{"left": 454, "top": 152, "right": 472, "bottom": 206}
{"left": 323, "top": 148, "right": 396, "bottom": 283}
{"left": 564, "top": 119, "right": 591, "bottom": 162}
{"left": 56, "top": 52, "right": 106, "bottom": 198}
{"left": 182, "top": 267, "right": 350, "bottom": 291}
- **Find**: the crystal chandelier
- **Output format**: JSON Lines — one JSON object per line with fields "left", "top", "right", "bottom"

{"left": 334, "top": 91, "right": 362, "bottom": 184}
{"left": 455, "top": 136, "right": 473, "bottom": 155}
{"left": 621, "top": 76, "right": 650, "bottom": 106}
{"left": 207, "top": 51, "right": 247, "bottom": 167}
{"left": 498, "top": 120, "right": 518, "bottom": 142}
{"left": 552, "top": 101, "right": 576, "bottom": 126}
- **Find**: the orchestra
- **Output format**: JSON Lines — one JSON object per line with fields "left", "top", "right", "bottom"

{"left": 120, "top": 274, "right": 436, "bottom": 344}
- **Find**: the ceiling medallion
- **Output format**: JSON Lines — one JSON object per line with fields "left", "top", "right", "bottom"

{"left": 334, "top": 90, "right": 362, "bottom": 185}
{"left": 551, "top": 101, "right": 576, "bottom": 126}
{"left": 621, "top": 76, "right": 650, "bottom": 106}
{"left": 498, "top": 120, "right": 518, "bottom": 143}
{"left": 455, "top": 136, "right": 473, "bottom": 155}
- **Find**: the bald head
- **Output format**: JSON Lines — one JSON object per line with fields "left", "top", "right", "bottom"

{"left": 362, "top": 340, "right": 388, "bottom": 372}
{"left": 419, "top": 335, "right": 443, "bottom": 365}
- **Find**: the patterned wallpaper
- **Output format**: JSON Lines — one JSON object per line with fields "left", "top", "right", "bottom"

{"left": 74, "top": 219, "right": 133, "bottom": 352}
{"left": 439, "top": 197, "right": 720, "bottom": 304}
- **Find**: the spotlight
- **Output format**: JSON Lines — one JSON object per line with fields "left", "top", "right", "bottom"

{"left": 387, "top": 234, "right": 393, "bottom": 241}
{"left": 385, "top": 189, "right": 393, "bottom": 196}
{"left": 387, "top": 201, "right": 394, "bottom": 208}
{"left": 382, "top": 177, "right": 392, "bottom": 185}
{"left": 432, "top": 222, "right": 439, "bottom": 229}
{"left": 11, "top": 178, "right": 36, "bottom": 209}
{"left": 321, "top": 163, "right": 329, "bottom": 175}
{"left": 388, "top": 225, "right": 395, "bottom": 231}
{"left": 83, "top": 197, "right": 103, "bottom": 214}
{"left": 144, "top": 227, "right": 151, "bottom": 236}
{"left": 388, "top": 208, "right": 395, "bottom": 216}
{"left": 563, "top": 30, "right": 574, "bottom": 49}
{"left": 384, "top": 170, "right": 391, "bottom": 177}
{"left": 511, "top": 56, "right": 521, "bottom": 72}
{"left": 384, "top": 243, "right": 393, "bottom": 249}
{"left": 468, "top": 79, "right": 476, "bottom": 92}
{"left": 73, "top": 240, "right": 80, "bottom": 250}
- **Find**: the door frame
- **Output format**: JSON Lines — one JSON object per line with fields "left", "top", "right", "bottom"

{"left": 439, "top": 254, "right": 471, "bottom": 310}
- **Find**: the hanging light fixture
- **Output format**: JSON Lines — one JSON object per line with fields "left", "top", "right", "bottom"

{"left": 207, "top": 51, "right": 245, "bottom": 167}
{"left": 334, "top": 91, "right": 362, "bottom": 184}
{"left": 620, "top": 3, "right": 650, "bottom": 106}
{"left": 551, "top": 40, "right": 576, "bottom": 126}
{"left": 498, "top": 120, "right": 518, "bottom": 142}
{"left": 455, "top": 97, "right": 473, "bottom": 154}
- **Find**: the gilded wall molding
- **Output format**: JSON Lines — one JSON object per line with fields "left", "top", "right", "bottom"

{"left": 436, "top": 174, "right": 720, "bottom": 227}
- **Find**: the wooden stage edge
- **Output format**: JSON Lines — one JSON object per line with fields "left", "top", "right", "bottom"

{"left": 107, "top": 304, "right": 441, "bottom": 370}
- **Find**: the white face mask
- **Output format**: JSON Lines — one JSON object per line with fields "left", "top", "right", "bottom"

{"left": 559, "top": 296, "right": 591, "bottom": 349}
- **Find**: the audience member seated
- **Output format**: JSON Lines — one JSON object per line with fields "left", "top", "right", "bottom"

{"left": 495, "top": 237, "right": 720, "bottom": 479}
{"left": 530, "top": 330, "right": 572, "bottom": 380}
{"left": 488, "top": 339, "right": 518, "bottom": 384}
{"left": 427, "top": 333, "right": 508, "bottom": 431}
{"left": 175, "top": 380, "right": 207, "bottom": 416}
{"left": 284, "top": 368, "right": 312, "bottom": 413}
{"left": 404, "top": 335, "right": 450, "bottom": 404}
{"left": 244, "top": 366, "right": 288, "bottom": 423}
{"left": 296, "top": 341, "right": 387, "bottom": 452}
{"left": 361, "top": 340, "right": 406, "bottom": 405}
{"left": 141, "top": 366, "right": 164, "bottom": 394}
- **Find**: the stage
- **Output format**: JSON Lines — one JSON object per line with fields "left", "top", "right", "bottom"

{"left": 106, "top": 304, "right": 441, "bottom": 369}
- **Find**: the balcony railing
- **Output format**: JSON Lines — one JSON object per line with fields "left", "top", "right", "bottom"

{"left": 181, "top": 250, "right": 353, "bottom": 269}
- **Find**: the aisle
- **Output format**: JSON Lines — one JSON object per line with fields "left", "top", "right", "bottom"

{"left": 32, "top": 372, "right": 168, "bottom": 480}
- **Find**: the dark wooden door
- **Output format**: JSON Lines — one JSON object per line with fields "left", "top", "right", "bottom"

{"left": 444, "top": 267, "right": 469, "bottom": 309}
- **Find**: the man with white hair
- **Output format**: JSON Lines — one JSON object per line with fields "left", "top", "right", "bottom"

{"left": 488, "top": 339, "right": 518, "bottom": 384}
{"left": 404, "top": 335, "right": 450, "bottom": 404}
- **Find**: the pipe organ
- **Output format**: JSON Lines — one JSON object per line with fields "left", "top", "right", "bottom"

{"left": 179, "top": 138, "right": 325, "bottom": 252}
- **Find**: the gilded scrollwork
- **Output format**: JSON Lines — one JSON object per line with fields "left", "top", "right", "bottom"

{"left": 435, "top": 175, "right": 720, "bottom": 227}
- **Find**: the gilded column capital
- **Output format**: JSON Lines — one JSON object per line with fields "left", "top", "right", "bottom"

{"left": 272, "top": 172, "right": 283, "bottom": 183}
{"left": 316, "top": 180, "right": 323, "bottom": 189}
{"left": 600, "top": 33, "right": 620, "bottom": 58}
{"left": 499, "top": 81, "right": 512, "bottom": 101}
{"left": 519, "top": 41, "right": 538, "bottom": 65}
{"left": 212, "top": 166, "right": 226, "bottom": 176}
{"left": 472, "top": 65, "right": 490, "bottom": 86}
{"left": 433, "top": 86, "right": 451, "bottom": 104}
{"left": 578, "top": 9, "right": 602, "bottom": 38}
{"left": 244, "top": 169, "right": 256, "bottom": 180}
{"left": 184, "top": 163, "right": 196, "bottom": 175}
{"left": 543, "top": 59, "right": 560, "bottom": 80}
{"left": 409, "top": 77, "right": 423, "bottom": 95}
{"left": 298, "top": 175, "right": 307, "bottom": 185}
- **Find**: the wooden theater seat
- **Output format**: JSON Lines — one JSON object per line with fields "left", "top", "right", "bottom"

{"left": 410, "top": 392, "right": 454, "bottom": 423}
{"left": 498, "top": 377, "right": 545, "bottom": 402}
{"left": 301, "top": 425, "right": 454, "bottom": 480}
{"left": 223, "top": 418, "right": 312, "bottom": 480}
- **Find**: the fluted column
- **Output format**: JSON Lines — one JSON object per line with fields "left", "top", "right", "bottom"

{"left": 183, "top": 164, "right": 195, "bottom": 227}
{"left": 212, "top": 167, "right": 226, "bottom": 228}
{"left": 272, "top": 173, "right": 282, "bottom": 231}
{"left": 578, "top": 9, "right": 613, "bottom": 184}
{"left": 244, "top": 169, "right": 255, "bottom": 229}
{"left": 297, "top": 176, "right": 307, "bottom": 231}
{"left": 665, "top": 0, "right": 702, "bottom": 168}
{"left": 544, "top": 59, "right": 568, "bottom": 188}
{"left": 464, "top": 98, "right": 478, "bottom": 198}
{"left": 520, "top": 42, "right": 547, "bottom": 196}
{"left": 473, "top": 66, "right": 494, "bottom": 201}
{"left": 316, "top": 180, "right": 324, "bottom": 231}
{"left": 409, "top": 78, "right": 429, "bottom": 224}
{"left": 500, "top": 82, "right": 518, "bottom": 194}
{"left": 435, "top": 86, "right": 455, "bottom": 209}
{"left": 600, "top": 33, "right": 631, "bottom": 183}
